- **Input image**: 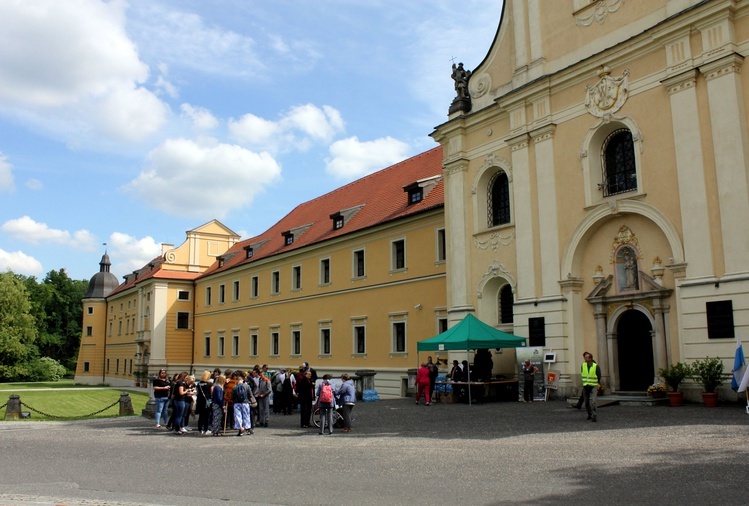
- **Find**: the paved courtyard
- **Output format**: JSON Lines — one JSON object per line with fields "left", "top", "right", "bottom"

{"left": 0, "top": 398, "right": 747, "bottom": 505}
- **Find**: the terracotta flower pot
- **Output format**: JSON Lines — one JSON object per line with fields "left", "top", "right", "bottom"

{"left": 701, "top": 392, "right": 718, "bottom": 407}
{"left": 666, "top": 391, "right": 683, "bottom": 407}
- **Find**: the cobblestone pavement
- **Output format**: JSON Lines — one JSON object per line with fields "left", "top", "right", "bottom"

{"left": 0, "top": 399, "right": 747, "bottom": 505}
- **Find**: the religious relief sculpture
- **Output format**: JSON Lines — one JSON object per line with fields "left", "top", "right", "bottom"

{"left": 584, "top": 66, "right": 630, "bottom": 119}
{"left": 449, "top": 62, "right": 472, "bottom": 114}
{"left": 616, "top": 247, "right": 639, "bottom": 292}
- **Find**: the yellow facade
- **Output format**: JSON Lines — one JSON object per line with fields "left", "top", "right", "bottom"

{"left": 432, "top": 0, "right": 749, "bottom": 401}
{"left": 193, "top": 211, "right": 447, "bottom": 397}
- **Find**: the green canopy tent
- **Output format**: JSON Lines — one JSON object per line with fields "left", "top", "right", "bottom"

{"left": 417, "top": 313, "right": 527, "bottom": 404}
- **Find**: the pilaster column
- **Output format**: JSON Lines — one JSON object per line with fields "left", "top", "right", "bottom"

{"left": 593, "top": 305, "right": 610, "bottom": 390}
{"left": 701, "top": 54, "right": 749, "bottom": 275}
{"left": 653, "top": 301, "right": 668, "bottom": 372}
{"left": 532, "top": 125, "right": 560, "bottom": 297}
{"left": 150, "top": 282, "right": 168, "bottom": 363}
{"left": 661, "top": 70, "right": 713, "bottom": 278}
{"left": 507, "top": 133, "right": 536, "bottom": 300}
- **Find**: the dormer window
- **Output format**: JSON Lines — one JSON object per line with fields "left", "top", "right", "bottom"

{"left": 282, "top": 231, "right": 294, "bottom": 245}
{"left": 330, "top": 213, "right": 344, "bottom": 230}
{"left": 217, "top": 256, "right": 225, "bottom": 268}
{"left": 244, "top": 246, "right": 254, "bottom": 259}
{"left": 404, "top": 183, "right": 423, "bottom": 205}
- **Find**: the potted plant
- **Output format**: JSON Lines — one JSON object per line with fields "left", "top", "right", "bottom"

{"left": 658, "top": 362, "right": 690, "bottom": 407}
{"left": 646, "top": 383, "right": 666, "bottom": 399}
{"left": 690, "top": 356, "right": 724, "bottom": 407}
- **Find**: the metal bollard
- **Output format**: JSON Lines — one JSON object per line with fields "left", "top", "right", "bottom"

{"left": 4, "top": 394, "right": 21, "bottom": 420}
{"left": 119, "top": 392, "right": 134, "bottom": 416}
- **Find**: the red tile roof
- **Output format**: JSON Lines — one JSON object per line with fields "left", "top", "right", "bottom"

{"left": 201, "top": 146, "right": 444, "bottom": 277}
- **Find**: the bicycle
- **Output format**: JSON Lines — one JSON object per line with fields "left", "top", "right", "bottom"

{"left": 312, "top": 403, "right": 353, "bottom": 429}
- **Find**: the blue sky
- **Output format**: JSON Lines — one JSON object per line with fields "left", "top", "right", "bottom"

{"left": 0, "top": 0, "right": 501, "bottom": 281}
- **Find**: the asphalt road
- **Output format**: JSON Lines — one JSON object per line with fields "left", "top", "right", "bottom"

{"left": 0, "top": 398, "right": 747, "bottom": 505}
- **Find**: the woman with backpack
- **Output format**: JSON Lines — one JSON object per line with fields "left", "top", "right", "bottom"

{"left": 316, "top": 374, "right": 336, "bottom": 435}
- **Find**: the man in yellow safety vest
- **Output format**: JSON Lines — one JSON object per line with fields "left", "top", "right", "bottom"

{"left": 581, "top": 352, "right": 602, "bottom": 422}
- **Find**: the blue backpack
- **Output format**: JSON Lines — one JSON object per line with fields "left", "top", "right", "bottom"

{"left": 232, "top": 382, "right": 248, "bottom": 403}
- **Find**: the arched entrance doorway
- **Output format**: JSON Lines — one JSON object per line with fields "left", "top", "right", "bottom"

{"left": 616, "top": 309, "right": 653, "bottom": 391}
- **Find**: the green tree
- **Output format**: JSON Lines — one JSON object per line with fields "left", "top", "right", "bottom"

{"left": 0, "top": 271, "right": 39, "bottom": 381}
{"left": 30, "top": 269, "right": 87, "bottom": 371}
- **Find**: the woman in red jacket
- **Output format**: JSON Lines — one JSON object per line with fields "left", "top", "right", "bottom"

{"left": 415, "top": 363, "right": 432, "bottom": 406}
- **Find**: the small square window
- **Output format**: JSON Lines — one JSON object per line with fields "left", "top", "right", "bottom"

{"left": 86, "top": 326, "right": 93, "bottom": 336}
{"left": 87, "top": 306, "right": 93, "bottom": 315}
{"left": 245, "top": 247, "right": 254, "bottom": 259}
{"left": 177, "top": 290, "right": 190, "bottom": 301}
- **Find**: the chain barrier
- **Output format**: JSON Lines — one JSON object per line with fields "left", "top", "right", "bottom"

{"left": 18, "top": 399, "right": 120, "bottom": 420}
{"left": 0, "top": 402, "right": 6, "bottom": 411}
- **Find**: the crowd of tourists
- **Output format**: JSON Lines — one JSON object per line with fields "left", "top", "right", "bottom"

{"left": 151, "top": 362, "right": 356, "bottom": 436}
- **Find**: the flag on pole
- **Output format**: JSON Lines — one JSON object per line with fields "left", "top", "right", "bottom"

{"left": 731, "top": 336, "right": 746, "bottom": 391}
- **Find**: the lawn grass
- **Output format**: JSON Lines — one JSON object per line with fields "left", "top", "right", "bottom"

{"left": 0, "top": 384, "right": 150, "bottom": 421}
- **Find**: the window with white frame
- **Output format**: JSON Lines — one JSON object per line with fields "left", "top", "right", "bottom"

{"left": 250, "top": 331, "right": 258, "bottom": 356}
{"left": 320, "top": 258, "right": 331, "bottom": 285}
{"left": 291, "top": 329, "right": 301, "bottom": 355}
{"left": 251, "top": 276, "right": 259, "bottom": 298}
{"left": 487, "top": 171, "right": 511, "bottom": 227}
{"left": 178, "top": 290, "right": 190, "bottom": 301}
{"left": 292, "top": 265, "right": 302, "bottom": 290}
{"left": 353, "top": 249, "right": 365, "bottom": 278}
{"left": 320, "top": 327, "right": 331, "bottom": 355}
{"left": 391, "top": 319, "right": 407, "bottom": 353}
{"left": 391, "top": 239, "right": 406, "bottom": 271}
{"left": 271, "top": 271, "right": 280, "bottom": 294}
{"left": 270, "top": 330, "right": 280, "bottom": 356}
{"left": 87, "top": 306, "right": 94, "bottom": 315}
{"left": 436, "top": 228, "right": 446, "bottom": 262}
{"left": 177, "top": 312, "right": 189, "bottom": 329}
{"left": 354, "top": 325, "right": 366, "bottom": 354}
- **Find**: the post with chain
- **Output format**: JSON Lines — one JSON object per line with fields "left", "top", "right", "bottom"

{"left": 119, "top": 392, "right": 134, "bottom": 416}
{"left": 4, "top": 395, "right": 22, "bottom": 420}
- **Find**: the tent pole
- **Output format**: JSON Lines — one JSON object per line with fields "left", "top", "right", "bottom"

{"left": 467, "top": 348, "right": 471, "bottom": 406}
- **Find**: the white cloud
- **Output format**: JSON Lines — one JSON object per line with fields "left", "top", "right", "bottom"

{"left": 0, "top": 249, "right": 43, "bottom": 276}
{"left": 0, "top": 216, "right": 98, "bottom": 250}
{"left": 0, "top": 153, "right": 14, "bottom": 192}
{"left": 0, "top": 0, "right": 169, "bottom": 145}
{"left": 325, "top": 136, "right": 411, "bottom": 179}
{"left": 123, "top": 138, "right": 282, "bottom": 219}
{"left": 25, "top": 179, "right": 43, "bottom": 190}
{"left": 108, "top": 232, "right": 163, "bottom": 276}
{"left": 229, "top": 104, "right": 345, "bottom": 153}
{"left": 181, "top": 104, "right": 219, "bottom": 131}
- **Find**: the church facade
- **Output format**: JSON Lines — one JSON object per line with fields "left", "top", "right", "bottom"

{"left": 431, "top": 0, "right": 749, "bottom": 399}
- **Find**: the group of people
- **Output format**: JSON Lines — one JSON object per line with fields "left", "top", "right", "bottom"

{"left": 152, "top": 362, "right": 357, "bottom": 436}
{"left": 414, "top": 356, "right": 442, "bottom": 405}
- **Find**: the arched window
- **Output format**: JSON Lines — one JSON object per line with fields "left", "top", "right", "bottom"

{"left": 487, "top": 172, "right": 510, "bottom": 227}
{"left": 601, "top": 129, "right": 636, "bottom": 196}
{"left": 498, "top": 284, "right": 514, "bottom": 324}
